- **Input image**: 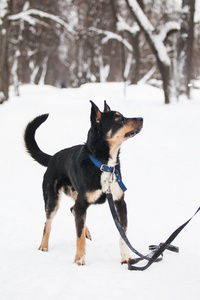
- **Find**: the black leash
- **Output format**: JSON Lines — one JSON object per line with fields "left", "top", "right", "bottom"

{"left": 106, "top": 192, "right": 163, "bottom": 263}
{"left": 88, "top": 154, "right": 200, "bottom": 271}
{"left": 107, "top": 191, "right": 200, "bottom": 271}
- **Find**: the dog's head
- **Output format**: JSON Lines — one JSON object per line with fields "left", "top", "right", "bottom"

{"left": 90, "top": 101, "right": 143, "bottom": 154}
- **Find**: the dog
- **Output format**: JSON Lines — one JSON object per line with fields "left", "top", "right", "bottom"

{"left": 24, "top": 101, "right": 143, "bottom": 265}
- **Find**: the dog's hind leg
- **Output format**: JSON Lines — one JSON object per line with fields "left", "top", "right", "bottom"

{"left": 38, "top": 179, "right": 61, "bottom": 252}
{"left": 38, "top": 218, "right": 53, "bottom": 252}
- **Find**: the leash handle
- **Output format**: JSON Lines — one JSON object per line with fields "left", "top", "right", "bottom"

{"left": 128, "top": 206, "right": 200, "bottom": 271}
{"left": 107, "top": 191, "right": 200, "bottom": 271}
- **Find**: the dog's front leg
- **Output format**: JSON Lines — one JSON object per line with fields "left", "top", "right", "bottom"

{"left": 115, "top": 198, "right": 132, "bottom": 264}
{"left": 74, "top": 201, "right": 88, "bottom": 266}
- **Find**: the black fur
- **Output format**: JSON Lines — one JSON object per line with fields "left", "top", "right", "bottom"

{"left": 24, "top": 114, "right": 51, "bottom": 166}
{"left": 24, "top": 101, "right": 143, "bottom": 265}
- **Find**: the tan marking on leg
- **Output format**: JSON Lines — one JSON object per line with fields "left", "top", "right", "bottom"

{"left": 74, "top": 227, "right": 86, "bottom": 265}
{"left": 86, "top": 190, "right": 102, "bottom": 204}
{"left": 70, "top": 189, "right": 78, "bottom": 201}
{"left": 85, "top": 226, "right": 92, "bottom": 240}
{"left": 63, "top": 186, "right": 78, "bottom": 201}
{"left": 71, "top": 192, "right": 92, "bottom": 240}
{"left": 38, "top": 220, "right": 52, "bottom": 251}
{"left": 39, "top": 192, "right": 61, "bottom": 252}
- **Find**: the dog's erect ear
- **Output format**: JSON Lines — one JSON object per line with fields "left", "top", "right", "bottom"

{"left": 103, "top": 100, "right": 111, "bottom": 112}
{"left": 90, "top": 100, "right": 102, "bottom": 127}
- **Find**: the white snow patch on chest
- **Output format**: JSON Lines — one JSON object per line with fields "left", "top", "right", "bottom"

{"left": 86, "top": 157, "right": 123, "bottom": 203}
{"left": 100, "top": 171, "right": 123, "bottom": 200}
{"left": 101, "top": 157, "right": 123, "bottom": 200}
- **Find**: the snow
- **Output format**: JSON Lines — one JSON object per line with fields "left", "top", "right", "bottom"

{"left": 127, "top": 0, "right": 171, "bottom": 66}
{"left": 158, "top": 21, "right": 180, "bottom": 42}
{"left": 1, "top": 82, "right": 200, "bottom": 299}
{"left": 195, "top": 0, "right": 200, "bottom": 23}
{"left": 90, "top": 27, "right": 133, "bottom": 52}
{"left": 127, "top": 0, "right": 154, "bottom": 33}
{"left": 117, "top": 14, "right": 140, "bottom": 36}
{"left": 165, "top": 0, "right": 200, "bottom": 23}
{"left": 0, "top": 0, "right": 8, "bottom": 25}
{"left": 8, "top": 9, "right": 75, "bottom": 35}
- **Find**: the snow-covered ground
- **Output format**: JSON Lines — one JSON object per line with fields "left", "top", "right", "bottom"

{"left": 1, "top": 82, "right": 200, "bottom": 300}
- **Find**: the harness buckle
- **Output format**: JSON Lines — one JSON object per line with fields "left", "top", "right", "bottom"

{"left": 100, "top": 164, "right": 106, "bottom": 171}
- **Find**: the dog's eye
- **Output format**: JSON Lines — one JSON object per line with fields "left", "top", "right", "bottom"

{"left": 114, "top": 115, "right": 125, "bottom": 124}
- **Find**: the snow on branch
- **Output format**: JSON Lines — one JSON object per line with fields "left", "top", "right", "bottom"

{"left": 8, "top": 9, "right": 75, "bottom": 34}
{"left": 126, "top": 0, "right": 154, "bottom": 34}
{"left": 158, "top": 21, "right": 180, "bottom": 42}
{"left": 137, "top": 65, "right": 156, "bottom": 85}
{"left": 116, "top": 14, "right": 140, "bottom": 36}
{"left": 89, "top": 27, "right": 133, "bottom": 52}
{"left": 126, "top": 0, "right": 171, "bottom": 65}
{"left": 0, "top": 0, "right": 9, "bottom": 25}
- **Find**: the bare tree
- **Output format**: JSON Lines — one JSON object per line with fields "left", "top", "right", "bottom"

{"left": 0, "top": 1, "right": 74, "bottom": 103}
{"left": 0, "top": 0, "right": 12, "bottom": 103}
{"left": 90, "top": 0, "right": 181, "bottom": 103}
{"left": 177, "top": 0, "right": 195, "bottom": 99}
{"left": 124, "top": 0, "right": 180, "bottom": 104}
{"left": 1, "top": 0, "right": 198, "bottom": 104}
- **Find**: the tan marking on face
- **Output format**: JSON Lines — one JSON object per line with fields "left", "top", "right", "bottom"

{"left": 107, "top": 123, "right": 134, "bottom": 157}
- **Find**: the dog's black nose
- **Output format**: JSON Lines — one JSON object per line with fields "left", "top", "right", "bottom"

{"left": 137, "top": 118, "right": 143, "bottom": 123}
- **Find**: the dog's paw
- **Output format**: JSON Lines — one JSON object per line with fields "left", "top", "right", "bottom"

{"left": 38, "top": 246, "right": 48, "bottom": 252}
{"left": 85, "top": 227, "right": 92, "bottom": 240}
{"left": 121, "top": 257, "right": 132, "bottom": 264}
{"left": 74, "top": 255, "right": 86, "bottom": 266}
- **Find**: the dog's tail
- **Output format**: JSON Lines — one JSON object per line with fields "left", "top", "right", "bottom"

{"left": 24, "top": 114, "right": 52, "bottom": 167}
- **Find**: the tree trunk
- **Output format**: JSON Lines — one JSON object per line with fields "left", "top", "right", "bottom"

{"left": 125, "top": 0, "right": 173, "bottom": 104}
{"left": 130, "top": 33, "right": 141, "bottom": 84}
{"left": 177, "top": 0, "right": 195, "bottom": 99}
{"left": 157, "top": 60, "right": 172, "bottom": 104}
{"left": 0, "top": 0, "right": 12, "bottom": 104}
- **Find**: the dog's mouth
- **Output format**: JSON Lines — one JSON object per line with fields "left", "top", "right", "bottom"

{"left": 125, "top": 127, "right": 142, "bottom": 139}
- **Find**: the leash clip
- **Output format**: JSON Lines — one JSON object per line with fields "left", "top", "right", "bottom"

{"left": 107, "top": 183, "right": 111, "bottom": 194}
{"left": 107, "top": 167, "right": 115, "bottom": 194}
{"left": 109, "top": 166, "right": 115, "bottom": 183}
{"left": 89, "top": 155, "right": 127, "bottom": 192}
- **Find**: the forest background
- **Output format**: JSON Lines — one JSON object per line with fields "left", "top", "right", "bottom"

{"left": 0, "top": 0, "right": 200, "bottom": 104}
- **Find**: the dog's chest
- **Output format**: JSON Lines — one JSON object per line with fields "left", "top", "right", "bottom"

{"left": 100, "top": 171, "right": 123, "bottom": 200}
{"left": 101, "top": 157, "right": 123, "bottom": 200}
{"left": 86, "top": 157, "right": 123, "bottom": 204}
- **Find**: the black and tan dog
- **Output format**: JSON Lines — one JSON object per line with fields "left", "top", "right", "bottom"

{"left": 24, "top": 101, "right": 143, "bottom": 265}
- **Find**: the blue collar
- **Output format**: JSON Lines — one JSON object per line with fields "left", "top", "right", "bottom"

{"left": 89, "top": 154, "right": 127, "bottom": 192}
